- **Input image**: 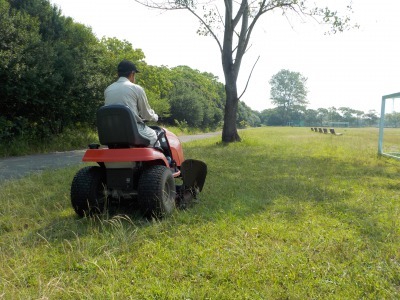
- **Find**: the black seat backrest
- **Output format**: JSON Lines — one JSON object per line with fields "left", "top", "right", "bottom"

{"left": 97, "top": 105, "right": 150, "bottom": 148}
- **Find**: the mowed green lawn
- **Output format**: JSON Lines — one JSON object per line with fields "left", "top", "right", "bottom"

{"left": 1, "top": 127, "right": 399, "bottom": 299}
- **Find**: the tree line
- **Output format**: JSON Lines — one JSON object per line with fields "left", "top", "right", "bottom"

{"left": 259, "top": 69, "right": 381, "bottom": 128}
{"left": 259, "top": 106, "right": 380, "bottom": 128}
{"left": 0, "top": 0, "right": 235, "bottom": 142}
{"left": 0, "top": 0, "right": 380, "bottom": 146}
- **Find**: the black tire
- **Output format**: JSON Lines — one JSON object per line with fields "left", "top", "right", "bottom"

{"left": 138, "top": 165, "right": 176, "bottom": 218}
{"left": 70, "top": 166, "right": 107, "bottom": 217}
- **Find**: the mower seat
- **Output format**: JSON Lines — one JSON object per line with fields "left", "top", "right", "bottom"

{"left": 97, "top": 105, "right": 150, "bottom": 148}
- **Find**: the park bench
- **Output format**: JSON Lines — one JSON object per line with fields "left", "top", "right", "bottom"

{"left": 329, "top": 128, "right": 343, "bottom": 136}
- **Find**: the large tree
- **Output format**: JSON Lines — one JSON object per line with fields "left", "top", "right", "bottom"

{"left": 133, "top": 0, "right": 354, "bottom": 142}
{"left": 269, "top": 69, "right": 308, "bottom": 125}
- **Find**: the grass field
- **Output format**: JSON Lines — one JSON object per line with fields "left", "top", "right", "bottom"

{"left": 1, "top": 127, "right": 399, "bottom": 299}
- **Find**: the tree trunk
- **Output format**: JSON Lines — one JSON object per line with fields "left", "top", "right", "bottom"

{"left": 221, "top": 2, "right": 241, "bottom": 143}
{"left": 222, "top": 71, "right": 241, "bottom": 142}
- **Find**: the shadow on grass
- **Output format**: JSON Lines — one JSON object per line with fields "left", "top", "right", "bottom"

{"left": 187, "top": 141, "right": 399, "bottom": 244}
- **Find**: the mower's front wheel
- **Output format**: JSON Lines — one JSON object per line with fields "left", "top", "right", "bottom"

{"left": 70, "top": 166, "right": 107, "bottom": 217}
{"left": 138, "top": 165, "right": 176, "bottom": 218}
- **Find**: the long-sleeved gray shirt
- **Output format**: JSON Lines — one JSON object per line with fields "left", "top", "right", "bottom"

{"left": 104, "top": 77, "right": 158, "bottom": 123}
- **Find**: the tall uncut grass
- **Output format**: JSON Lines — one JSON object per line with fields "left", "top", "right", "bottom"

{"left": 0, "top": 127, "right": 399, "bottom": 299}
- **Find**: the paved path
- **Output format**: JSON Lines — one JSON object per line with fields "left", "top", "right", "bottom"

{"left": 0, "top": 131, "right": 220, "bottom": 182}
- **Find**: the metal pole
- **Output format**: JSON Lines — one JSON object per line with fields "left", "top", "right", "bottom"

{"left": 378, "top": 96, "right": 386, "bottom": 155}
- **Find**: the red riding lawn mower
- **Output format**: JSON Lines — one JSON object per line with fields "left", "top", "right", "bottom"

{"left": 70, "top": 105, "right": 207, "bottom": 218}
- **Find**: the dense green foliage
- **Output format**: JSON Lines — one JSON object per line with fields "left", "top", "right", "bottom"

{"left": 1, "top": 128, "right": 399, "bottom": 298}
{"left": 166, "top": 66, "right": 225, "bottom": 128}
{"left": 0, "top": 0, "right": 230, "bottom": 146}
{"left": 1, "top": 0, "right": 107, "bottom": 139}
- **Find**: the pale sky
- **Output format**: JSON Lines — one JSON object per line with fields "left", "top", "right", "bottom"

{"left": 49, "top": 0, "right": 400, "bottom": 113}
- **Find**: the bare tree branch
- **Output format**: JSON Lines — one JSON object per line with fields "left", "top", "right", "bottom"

{"left": 238, "top": 55, "right": 259, "bottom": 100}
{"left": 232, "top": 0, "right": 248, "bottom": 28}
{"left": 215, "top": 4, "right": 225, "bottom": 28}
{"left": 134, "top": 0, "right": 223, "bottom": 53}
{"left": 185, "top": 5, "right": 223, "bottom": 53}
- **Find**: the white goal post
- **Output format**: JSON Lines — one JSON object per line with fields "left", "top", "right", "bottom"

{"left": 378, "top": 92, "right": 400, "bottom": 159}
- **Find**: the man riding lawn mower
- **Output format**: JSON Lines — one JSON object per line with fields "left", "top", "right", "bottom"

{"left": 70, "top": 105, "right": 207, "bottom": 218}
{"left": 70, "top": 60, "right": 207, "bottom": 218}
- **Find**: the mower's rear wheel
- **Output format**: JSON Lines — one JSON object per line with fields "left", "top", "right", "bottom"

{"left": 70, "top": 166, "right": 107, "bottom": 217}
{"left": 138, "top": 165, "right": 176, "bottom": 218}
